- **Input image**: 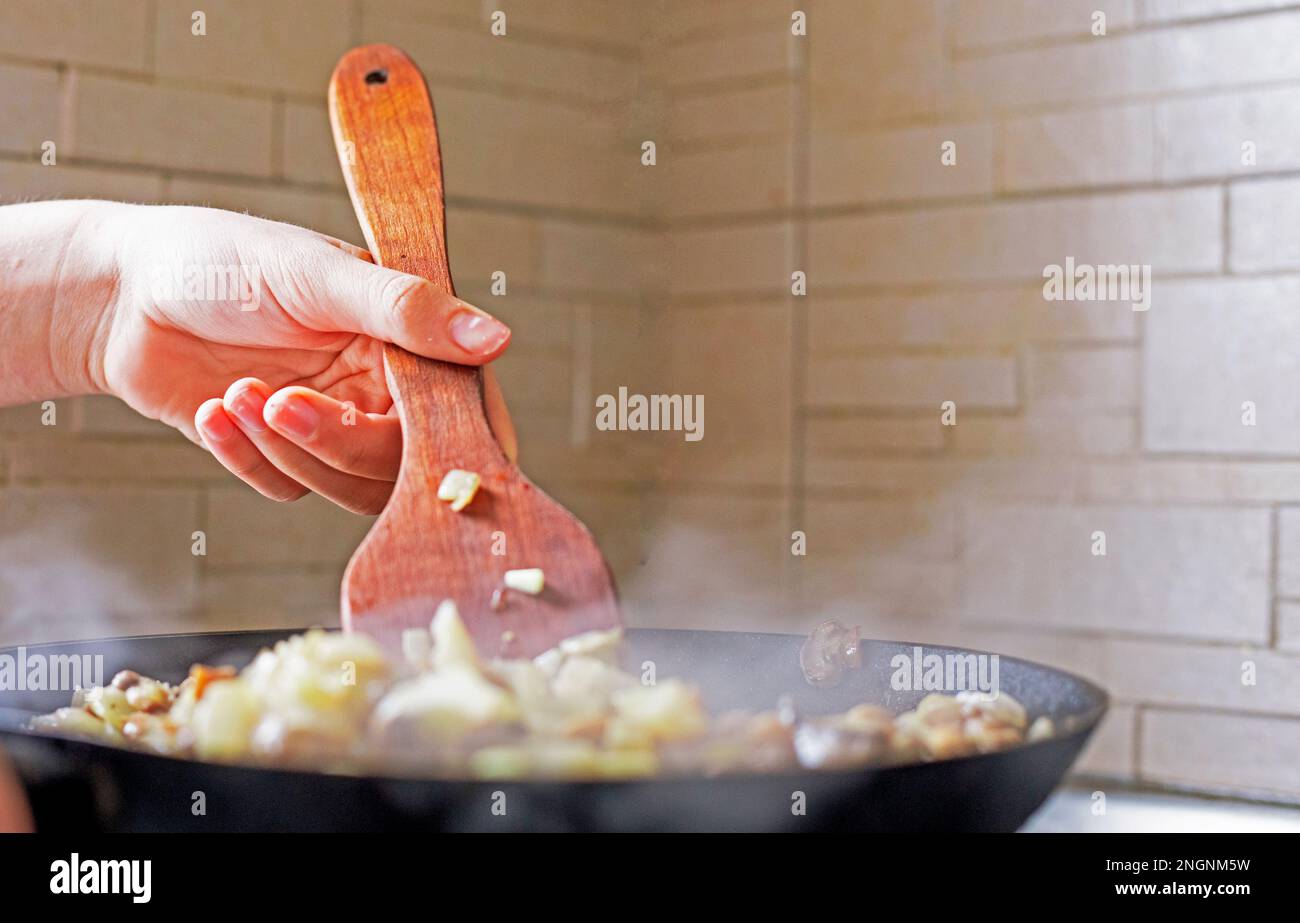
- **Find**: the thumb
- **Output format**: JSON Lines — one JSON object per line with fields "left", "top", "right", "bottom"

{"left": 294, "top": 239, "right": 511, "bottom": 364}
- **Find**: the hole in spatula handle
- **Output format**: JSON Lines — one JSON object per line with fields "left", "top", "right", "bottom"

{"left": 365, "top": 69, "right": 388, "bottom": 85}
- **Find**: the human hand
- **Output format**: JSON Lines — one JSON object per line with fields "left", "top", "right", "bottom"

{"left": 0, "top": 746, "right": 33, "bottom": 833}
{"left": 87, "top": 203, "right": 515, "bottom": 514}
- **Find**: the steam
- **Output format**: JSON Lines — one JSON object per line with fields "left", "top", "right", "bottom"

{"left": 0, "top": 497, "right": 161, "bottom": 648}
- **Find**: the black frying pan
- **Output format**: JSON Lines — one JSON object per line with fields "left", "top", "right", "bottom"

{"left": 0, "top": 628, "right": 1106, "bottom": 832}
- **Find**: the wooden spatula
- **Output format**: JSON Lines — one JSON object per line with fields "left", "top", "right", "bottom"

{"left": 328, "top": 44, "right": 620, "bottom": 658}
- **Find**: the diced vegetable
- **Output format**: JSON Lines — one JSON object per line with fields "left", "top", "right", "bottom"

{"left": 503, "top": 568, "right": 544, "bottom": 595}
{"left": 431, "top": 599, "right": 479, "bottom": 671}
{"left": 401, "top": 628, "right": 432, "bottom": 670}
{"left": 191, "top": 679, "right": 261, "bottom": 760}
{"left": 371, "top": 666, "right": 520, "bottom": 739}
{"left": 32, "top": 610, "right": 1053, "bottom": 779}
{"left": 436, "top": 468, "right": 481, "bottom": 511}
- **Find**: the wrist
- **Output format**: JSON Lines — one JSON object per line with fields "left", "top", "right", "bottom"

{"left": 51, "top": 201, "right": 127, "bottom": 398}
{"left": 0, "top": 200, "right": 121, "bottom": 404}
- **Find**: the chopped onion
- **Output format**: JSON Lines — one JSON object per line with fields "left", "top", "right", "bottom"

{"left": 503, "top": 568, "right": 544, "bottom": 595}
{"left": 400, "top": 628, "right": 432, "bottom": 670}
{"left": 436, "top": 469, "right": 481, "bottom": 511}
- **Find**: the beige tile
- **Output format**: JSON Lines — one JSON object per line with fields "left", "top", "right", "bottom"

{"left": 481, "top": 292, "right": 579, "bottom": 354}
{"left": 804, "top": 497, "right": 957, "bottom": 561}
{"left": 1080, "top": 460, "right": 1300, "bottom": 504}
{"left": 204, "top": 487, "right": 374, "bottom": 568}
{"left": 653, "top": 0, "right": 797, "bottom": 43}
{"left": 0, "top": 486, "right": 198, "bottom": 635}
{"left": 807, "top": 356, "right": 1018, "bottom": 411}
{"left": 361, "top": 13, "right": 634, "bottom": 103}
{"left": 5, "top": 435, "right": 226, "bottom": 485}
{"left": 812, "top": 123, "right": 994, "bottom": 207}
{"left": 282, "top": 101, "right": 343, "bottom": 187}
{"left": 1141, "top": 0, "right": 1293, "bottom": 22}
{"left": 954, "top": 36, "right": 1142, "bottom": 114}
{"left": 1221, "top": 464, "right": 1300, "bottom": 503}
{"left": 0, "top": 402, "right": 62, "bottom": 435}
{"left": 200, "top": 569, "right": 342, "bottom": 627}
{"left": 365, "top": 0, "right": 642, "bottom": 47}
{"left": 433, "top": 87, "right": 630, "bottom": 214}
{"left": 999, "top": 105, "right": 1154, "bottom": 192}
{"left": 1104, "top": 640, "right": 1300, "bottom": 716}
{"left": 361, "top": 0, "right": 494, "bottom": 29}
{"left": 810, "top": 0, "right": 948, "bottom": 131}
{"left": 806, "top": 287, "right": 1136, "bottom": 353}
{"left": 493, "top": 352, "right": 573, "bottom": 418}
{"left": 648, "top": 24, "right": 795, "bottom": 89}
{"left": 0, "top": 161, "right": 165, "bottom": 204}
{"left": 1276, "top": 508, "right": 1300, "bottom": 597}
{"left": 806, "top": 457, "right": 1086, "bottom": 499}
{"left": 72, "top": 396, "right": 173, "bottom": 437}
{"left": 1144, "top": 276, "right": 1300, "bottom": 454}
{"left": 505, "top": 301, "right": 672, "bottom": 489}
{"left": 1081, "top": 462, "right": 1231, "bottom": 504}
{"left": 0, "top": 0, "right": 150, "bottom": 70}
{"left": 654, "top": 301, "right": 792, "bottom": 486}
{"left": 153, "top": 0, "right": 352, "bottom": 94}
{"left": 0, "top": 63, "right": 60, "bottom": 156}
{"left": 1075, "top": 703, "right": 1137, "bottom": 778}
{"left": 72, "top": 73, "right": 274, "bottom": 178}
{"left": 514, "top": 412, "right": 664, "bottom": 490}
{"left": 1142, "top": 709, "right": 1300, "bottom": 798}
{"left": 661, "top": 140, "right": 793, "bottom": 218}
{"left": 496, "top": 0, "right": 642, "bottom": 46}
{"left": 622, "top": 491, "right": 791, "bottom": 621}
{"left": 667, "top": 83, "right": 795, "bottom": 146}
{"left": 951, "top": 413, "right": 1137, "bottom": 456}
{"left": 445, "top": 208, "right": 544, "bottom": 293}
{"left": 1157, "top": 86, "right": 1300, "bottom": 181}
{"left": 808, "top": 188, "right": 1221, "bottom": 286}
{"left": 1028, "top": 346, "right": 1138, "bottom": 411}
{"left": 801, "top": 558, "right": 960, "bottom": 622}
{"left": 539, "top": 222, "right": 654, "bottom": 297}
{"left": 666, "top": 222, "right": 791, "bottom": 297}
{"left": 924, "top": 623, "right": 1110, "bottom": 680}
{"left": 805, "top": 416, "right": 945, "bottom": 455}
{"left": 952, "top": 11, "right": 1300, "bottom": 113}
{"left": 961, "top": 503, "right": 1271, "bottom": 643}
{"left": 1279, "top": 602, "right": 1300, "bottom": 654}
{"left": 952, "top": 0, "right": 1137, "bottom": 50}
{"left": 164, "top": 177, "right": 361, "bottom": 243}
{"left": 1230, "top": 178, "right": 1300, "bottom": 272}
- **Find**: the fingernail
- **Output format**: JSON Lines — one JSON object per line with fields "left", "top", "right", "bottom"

{"left": 199, "top": 408, "right": 237, "bottom": 443}
{"left": 227, "top": 386, "right": 267, "bottom": 433}
{"left": 267, "top": 393, "right": 320, "bottom": 440}
{"left": 449, "top": 311, "right": 510, "bottom": 355}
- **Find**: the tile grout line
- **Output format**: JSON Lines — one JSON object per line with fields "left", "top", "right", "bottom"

{"left": 1269, "top": 505, "right": 1281, "bottom": 648}
{"left": 788, "top": 2, "right": 812, "bottom": 616}
{"left": 194, "top": 486, "right": 209, "bottom": 622}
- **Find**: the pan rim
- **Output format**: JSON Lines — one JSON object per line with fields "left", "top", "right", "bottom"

{"left": 0, "top": 626, "right": 1109, "bottom": 787}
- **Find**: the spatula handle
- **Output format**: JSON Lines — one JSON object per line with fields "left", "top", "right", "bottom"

{"left": 327, "top": 44, "right": 502, "bottom": 474}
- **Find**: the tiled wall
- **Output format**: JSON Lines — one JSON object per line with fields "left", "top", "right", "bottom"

{"left": 645, "top": 0, "right": 1300, "bottom": 801}
{"left": 3, "top": 0, "right": 1300, "bottom": 800}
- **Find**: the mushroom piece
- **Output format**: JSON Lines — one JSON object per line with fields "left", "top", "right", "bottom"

{"left": 798, "top": 619, "right": 864, "bottom": 687}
